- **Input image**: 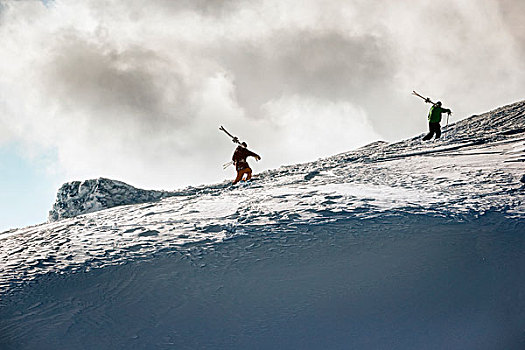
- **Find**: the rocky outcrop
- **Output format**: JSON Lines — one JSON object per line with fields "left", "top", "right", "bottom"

{"left": 48, "top": 178, "right": 172, "bottom": 221}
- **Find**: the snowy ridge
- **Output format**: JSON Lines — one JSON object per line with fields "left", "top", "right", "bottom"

{"left": 1, "top": 100, "right": 525, "bottom": 349}
{"left": 47, "top": 101, "right": 525, "bottom": 222}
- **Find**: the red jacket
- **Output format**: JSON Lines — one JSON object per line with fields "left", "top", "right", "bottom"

{"left": 232, "top": 146, "right": 260, "bottom": 171}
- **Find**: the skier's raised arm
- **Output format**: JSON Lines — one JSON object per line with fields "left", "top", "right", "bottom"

{"left": 246, "top": 149, "right": 261, "bottom": 161}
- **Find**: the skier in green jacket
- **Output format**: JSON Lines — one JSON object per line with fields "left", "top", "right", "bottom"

{"left": 423, "top": 101, "right": 452, "bottom": 140}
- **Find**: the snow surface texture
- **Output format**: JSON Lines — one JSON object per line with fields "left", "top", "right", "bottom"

{"left": 1, "top": 100, "right": 525, "bottom": 349}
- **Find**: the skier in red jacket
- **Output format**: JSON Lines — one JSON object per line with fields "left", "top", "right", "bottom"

{"left": 232, "top": 142, "right": 261, "bottom": 184}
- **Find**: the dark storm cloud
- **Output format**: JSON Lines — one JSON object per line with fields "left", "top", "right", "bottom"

{"left": 217, "top": 31, "right": 395, "bottom": 120}
{"left": 43, "top": 32, "right": 193, "bottom": 135}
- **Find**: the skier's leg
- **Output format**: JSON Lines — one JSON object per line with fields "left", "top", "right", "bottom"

{"left": 423, "top": 123, "right": 434, "bottom": 140}
{"left": 435, "top": 123, "right": 441, "bottom": 139}
{"left": 240, "top": 168, "right": 251, "bottom": 181}
{"left": 245, "top": 168, "right": 253, "bottom": 181}
{"left": 233, "top": 170, "right": 244, "bottom": 184}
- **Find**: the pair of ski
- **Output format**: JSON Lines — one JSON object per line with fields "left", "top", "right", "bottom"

{"left": 219, "top": 126, "right": 241, "bottom": 169}
{"left": 412, "top": 90, "right": 438, "bottom": 105}
{"left": 219, "top": 126, "right": 241, "bottom": 145}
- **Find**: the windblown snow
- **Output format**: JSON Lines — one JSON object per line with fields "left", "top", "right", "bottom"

{"left": 1, "top": 101, "right": 525, "bottom": 349}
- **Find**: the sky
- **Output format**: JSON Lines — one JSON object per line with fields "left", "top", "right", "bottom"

{"left": 0, "top": 0, "right": 524, "bottom": 231}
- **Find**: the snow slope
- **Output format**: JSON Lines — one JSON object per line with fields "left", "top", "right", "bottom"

{"left": 1, "top": 100, "right": 524, "bottom": 349}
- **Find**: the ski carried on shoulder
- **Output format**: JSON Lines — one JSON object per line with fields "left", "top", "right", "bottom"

{"left": 412, "top": 90, "right": 436, "bottom": 105}
{"left": 219, "top": 126, "right": 241, "bottom": 145}
{"left": 220, "top": 125, "right": 241, "bottom": 170}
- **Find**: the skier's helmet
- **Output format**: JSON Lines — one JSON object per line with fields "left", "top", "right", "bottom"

{"left": 436, "top": 101, "right": 442, "bottom": 106}
{"left": 241, "top": 142, "right": 247, "bottom": 147}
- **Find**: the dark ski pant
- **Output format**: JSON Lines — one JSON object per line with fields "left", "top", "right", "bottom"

{"left": 423, "top": 122, "right": 441, "bottom": 140}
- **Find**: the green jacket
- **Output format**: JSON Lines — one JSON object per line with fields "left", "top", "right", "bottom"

{"left": 428, "top": 105, "right": 451, "bottom": 123}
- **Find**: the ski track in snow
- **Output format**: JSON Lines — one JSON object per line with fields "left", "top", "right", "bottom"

{"left": 1, "top": 101, "right": 524, "bottom": 295}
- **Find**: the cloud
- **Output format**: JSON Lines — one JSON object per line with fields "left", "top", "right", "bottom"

{"left": 261, "top": 95, "right": 379, "bottom": 164}
{"left": 0, "top": 0, "right": 524, "bottom": 190}
{"left": 216, "top": 31, "right": 395, "bottom": 119}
